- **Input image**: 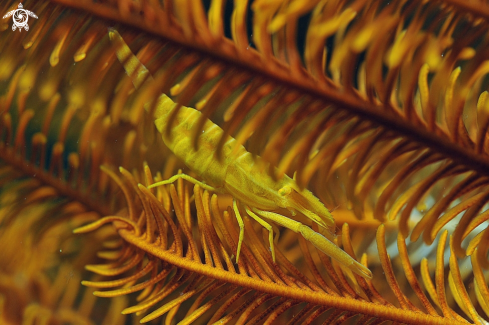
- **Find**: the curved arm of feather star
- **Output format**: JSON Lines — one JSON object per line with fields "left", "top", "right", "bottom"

{"left": 108, "top": 29, "right": 372, "bottom": 280}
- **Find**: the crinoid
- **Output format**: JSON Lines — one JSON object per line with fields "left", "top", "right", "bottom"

{"left": 1, "top": 0, "right": 489, "bottom": 324}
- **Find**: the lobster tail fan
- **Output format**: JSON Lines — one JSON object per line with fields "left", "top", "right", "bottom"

{"left": 108, "top": 29, "right": 154, "bottom": 95}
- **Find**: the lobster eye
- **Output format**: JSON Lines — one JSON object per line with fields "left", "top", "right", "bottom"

{"left": 278, "top": 186, "right": 292, "bottom": 196}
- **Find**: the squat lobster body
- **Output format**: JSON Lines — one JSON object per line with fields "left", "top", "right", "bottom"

{"left": 109, "top": 30, "right": 372, "bottom": 280}
{"left": 156, "top": 97, "right": 334, "bottom": 231}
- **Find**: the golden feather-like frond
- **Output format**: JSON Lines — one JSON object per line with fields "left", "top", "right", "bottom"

{"left": 2, "top": 0, "right": 489, "bottom": 324}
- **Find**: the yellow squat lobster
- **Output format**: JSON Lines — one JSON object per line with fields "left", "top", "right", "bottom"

{"left": 109, "top": 30, "right": 372, "bottom": 280}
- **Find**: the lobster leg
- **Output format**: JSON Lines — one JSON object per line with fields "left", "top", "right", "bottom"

{"left": 148, "top": 175, "right": 250, "bottom": 264}
{"left": 252, "top": 208, "right": 372, "bottom": 279}
{"left": 231, "top": 200, "right": 245, "bottom": 263}
{"left": 148, "top": 173, "right": 217, "bottom": 193}
{"left": 245, "top": 206, "right": 276, "bottom": 263}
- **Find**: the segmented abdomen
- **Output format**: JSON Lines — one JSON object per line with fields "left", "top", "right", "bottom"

{"left": 154, "top": 95, "right": 249, "bottom": 190}
{"left": 109, "top": 29, "right": 256, "bottom": 193}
